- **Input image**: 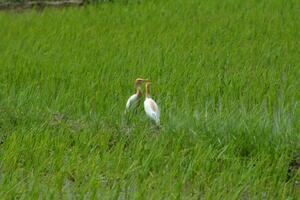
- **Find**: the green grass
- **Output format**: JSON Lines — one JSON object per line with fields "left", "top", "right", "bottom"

{"left": 0, "top": 0, "right": 299, "bottom": 198}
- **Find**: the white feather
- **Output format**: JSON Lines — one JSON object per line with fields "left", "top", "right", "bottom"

{"left": 144, "top": 97, "right": 160, "bottom": 125}
{"left": 126, "top": 93, "right": 140, "bottom": 111}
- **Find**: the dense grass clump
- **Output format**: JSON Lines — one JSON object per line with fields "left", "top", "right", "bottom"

{"left": 0, "top": 0, "right": 299, "bottom": 198}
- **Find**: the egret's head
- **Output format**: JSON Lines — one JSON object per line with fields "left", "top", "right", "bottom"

{"left": 135, "top": 78, "right": 149, "bottom": 87}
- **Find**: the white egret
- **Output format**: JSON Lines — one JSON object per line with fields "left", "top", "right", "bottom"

{"left": 144, "top": 81, "right": 160, "bottom": 126}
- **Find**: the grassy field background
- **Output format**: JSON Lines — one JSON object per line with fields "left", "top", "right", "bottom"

{"left": 0, "top": 0, "right": 299, "bottom": 198}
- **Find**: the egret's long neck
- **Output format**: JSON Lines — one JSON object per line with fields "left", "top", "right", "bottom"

{"left": 145, "top": 84, "right": 151, "bottom": 98}
{"left": 136, "top": 87, "right": 142, "bottom": 97}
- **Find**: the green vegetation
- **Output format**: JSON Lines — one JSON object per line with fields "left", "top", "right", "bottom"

{"left": 0, "top": 0, "right": 57, "bottom": 3}
{"left": 0, "top": 0, "right": 299, "bottom": 198}
{"left": 0, "top": 0, "right": 109, "bottom": 4}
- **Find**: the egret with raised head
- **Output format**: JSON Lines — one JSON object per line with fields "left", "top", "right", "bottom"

{"left": 125, "top": 78, "right": 148, "bottom": 112}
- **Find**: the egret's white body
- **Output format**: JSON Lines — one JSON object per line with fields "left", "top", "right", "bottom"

{"left": 126, "top": 93, "right": 141, "bottom": 111}
{"left": 144, "top": 82, "right": 160, "bottom": 125}
{"left": 144, "top": 97, "right": 160, "bottom": 125}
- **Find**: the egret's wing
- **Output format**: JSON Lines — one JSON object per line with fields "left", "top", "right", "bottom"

{"left": 126, "top": 94, "right": 139, "bottom": 110}
{"left": 144, "top": 100, "right": 154, "bottom": 116}
{"left": 144, "top": 98, "right": 160, "bottom": 125}
{"left": 150, "top": 99, "right": 160, "bottom": 118}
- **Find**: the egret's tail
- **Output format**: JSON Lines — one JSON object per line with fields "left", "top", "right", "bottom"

{"left": 151, "top": 113, "right": 160, "bottom": 126}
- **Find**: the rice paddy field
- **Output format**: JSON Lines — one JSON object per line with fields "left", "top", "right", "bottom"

{"left": 0, "top": 0, "right": 299, "bottom": 199}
